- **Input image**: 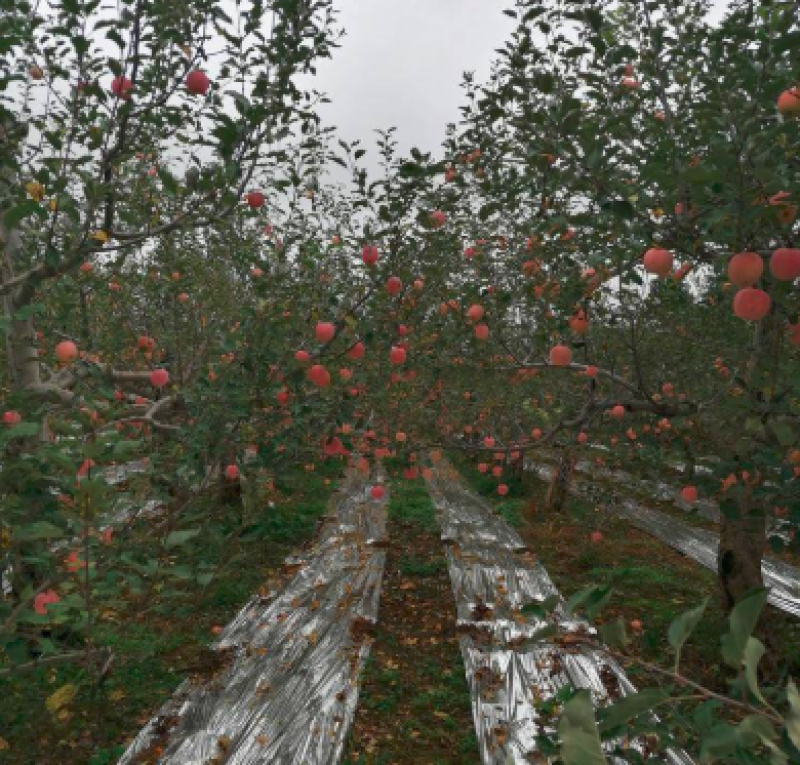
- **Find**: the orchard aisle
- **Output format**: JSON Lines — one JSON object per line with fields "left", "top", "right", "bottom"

{"left": 529, "top": 463, "right": 800, "bottom": 619}
{"left": 119, "top": 466, "right": 389, "bottom": 765}
{"left": 341, "top": 479, "right": 477, "bottom": 763}
{"left": 425, "top": 460, "right": 693, "bottom": 765}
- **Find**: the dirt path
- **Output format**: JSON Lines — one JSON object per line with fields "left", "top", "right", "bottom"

{"left": 342, "top": 480, "right": 477, "bottom": 764}
{"left": 426, "top": 460, "right": 692, "bottom": 765}
{"left": 119, "top": 466, "right": 388, "bottom": 765}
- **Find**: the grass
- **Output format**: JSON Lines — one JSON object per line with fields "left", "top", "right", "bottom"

{"left": 341, "top": 476, "right": 478, "bottom": 764}
{"left": 0, "top": 459, "right": 343, "bottom": 765}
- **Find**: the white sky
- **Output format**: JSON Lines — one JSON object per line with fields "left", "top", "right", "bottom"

{"left": 310, "top": 0, "right": 515, "bottom": 173}
{"left": 309, "top": 0, "right": 732, "bottom": 176}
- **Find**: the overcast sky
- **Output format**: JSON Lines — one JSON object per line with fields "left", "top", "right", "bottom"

{"left": 309, "top": 0, "right": 732, "bottom": 176}
{"left": 310, "top": 0, "right": 516, "bottom": 173}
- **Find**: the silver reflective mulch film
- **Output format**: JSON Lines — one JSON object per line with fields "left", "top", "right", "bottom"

{"left": 426, "top": 462, "right": 693, "bottom": 765}
{"left": 530, "top": 463, "right": 800, "bottom": 619}
{"left": 118, "top": 466, "right": 388, "bottom": 765}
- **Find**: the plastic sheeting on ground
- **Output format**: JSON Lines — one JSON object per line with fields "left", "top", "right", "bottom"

{"left": 118, "top": 467, "right": 388, "bottom": 765}
{"left": 530, "top": 463, "right": 800, "bottom": 619}
{"left": 426, "top": 462, "right": 693, "bottom": 765}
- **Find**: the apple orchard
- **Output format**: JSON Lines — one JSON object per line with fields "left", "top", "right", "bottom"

{"left": 2, "top": 0, "right": 800, "bottom": 762}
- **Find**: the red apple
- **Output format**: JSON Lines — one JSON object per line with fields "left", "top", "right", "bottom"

{"left": 361, "top": 245, "right": 378, "bottom": 266}
{"left": 185, "top": 69, "right": 210, "bottom": 95}
{"left": 733, "top": 288, "right": 770, "bottom": 321}
{"left": 315, "top": 322, "right": 336, "bottom": 343}
{"left": 770, "top": 248, "right": 800, "bottom": 281}
{"left": 110, "top": 75, "right": 133, "bottom": 99}
{"left": 549, "top": 344, "right": 572, "bottom": 366}
{"left": 55, "top": 340, "right": 78, "bottom": 363}
{"left": 643, "top": 247, "right": 673, "bottom": 277}
{"left": 246, "top": 191, "right": 265, "bottom": 208}
{"left": 728, "top": 251, "right": 763, "bottom": 287}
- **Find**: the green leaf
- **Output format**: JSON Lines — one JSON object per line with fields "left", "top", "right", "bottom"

{"left": 720, "top": 588, "right": 768, "bottom": 668}
{"left": 165, "top": 529, "right": 200, "bottom": 548}
{"left": 770, "top": 422, "right": 795, "bottom": 446}
{"left": 668, "top": 597, "right": 708, "bottom": 671}
{"left": 4, "top": 201, "right": 47, "bottom": 228}
{"left": 520, "top": 594, "right": 560, "bottom": 617}
{"left": 15, "top": 522, "right": 64, "bottom": 541}
{"left": 599, "top": 688, "right": 668, "bottom": 733}
{"left": 598, "top": 617, "right": 629, "bottom": 648}
{"left": 566, "top": 585, "right": 613, "bottom": 620}
{"left": 787, "top": 680, "right": 800, "bottom": 752}
{"left": 742, "top": 637, "right": 767, "bottom": 704}
{"left": 601, "top": 200, "right": 635, "bottom": 220}
{"left": 700, "top": 723, "right": 740, "bottom": 762}
{"left": 559, "top": 690, "right": 605, "bottom": 765}
{"left": 6, "top": 422, "right": 40, "bottom": 438}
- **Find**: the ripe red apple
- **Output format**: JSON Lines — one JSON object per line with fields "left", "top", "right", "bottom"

{"left": 246, "top": 191, "right": 265, "bottom": 208}
{"left": 34, "top": 589, "right": 60, "bottom": 615}
{"left": 295, "top": 349, "right": 310, "bottom": 363}
{"left": 474, "top": 323, "right": 489, "bottom": 340}
{"left": 150, "top": 369, "right": 169, "bottom": 387}
{"left": 361, "top": 245, "right": 378, "bottom": 266}
{"left": 110, "top": 75, "right": 133, "bottom": 99}
{"left": 137, "top": 335, "right": 155, "bottom": 351}
{"left": 643, "top": 247, "right": 673, "bottom": 276}
{"left": 733, "top": 288, "right": 771, "bottom": 321}
{"left": 590, "top": 531, "right": 603, "bottom": 543}
{"left": 315, "top": 322, "right": 336, "bottom": 343}
{"left": 276, "top": 389, "right": 290, "bottom": 406}
{"left": 569, "top": 309, "right": 588, "bottom": 334}
{"left": 3, "top": 411, "right": 21, "bottom": 426}
{"left": 484, "top": 436, "right": 495, "bottom": 448}
{"left": 55, "top": 340, "right": 78, "bottom": 363}
{"left": 610, "top": 405, "right": 625, "bottom": 420}
{"left": 224, "top": 464, "right": 240, "bottom": 481}
{"left": 770, "top": 248, "right": 800, "bottom": 281}
{"left": 185, "top": 69, "right": 210, "bottom": 95}
{"left": 585, "top": 365, "right": 598, "bottom": 378}
{"left": 389, "top": 346, "right": 406, "bottom": 365}
{"left": 467, "top": 304, "right": 485, "bottom": 321}
{"left": 177, "top": 292, "right": 189, "bottom": 303}
{"left": 777, "top": 88, "right": 800, "bottom": 116}
{"left": 680, "top": 486, "right": 698, "bottom": 503}
{"left": 497, "top": 483, "right": 509, "bottom": 496}
{"left": 308, "top": 364, "right": 331, "bottom": 387}
{"left": 577, "top": 431, "right": 588, "bottom": 444}
{"left": 430, "top": 210, "right": 446, "bottom": 228}
{"left": 386, "top": 276, "right": 402, "bottom": 295}
{"left": 478, "top": 463, "right": 489, "bottom": 473}
{"left": 531, "top": 428, "right": 542, "bottom": 440}
{"left": 347, "top": 341, "right": 365, "bottom": 360}
{"left": 549, "top": 344, "right": 572, "bottom": 366}
{"left": 251, "top": 267, "right": 263, "bottom": 278}
{"left": 728, "top": 251, "right": 763, "bottom": 287}
{"left": 370, "top": 485, "right": 386, "bottom": 500}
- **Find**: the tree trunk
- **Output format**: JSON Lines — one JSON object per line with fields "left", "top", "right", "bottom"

{"left": 717, "top": 487, "right": 766, "bottom": 609}
{"left": 1, "top": 221, "right": 42, "bottom": 392}
{"left": 546, "top": 448, "right": 575, "bottom": 513}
